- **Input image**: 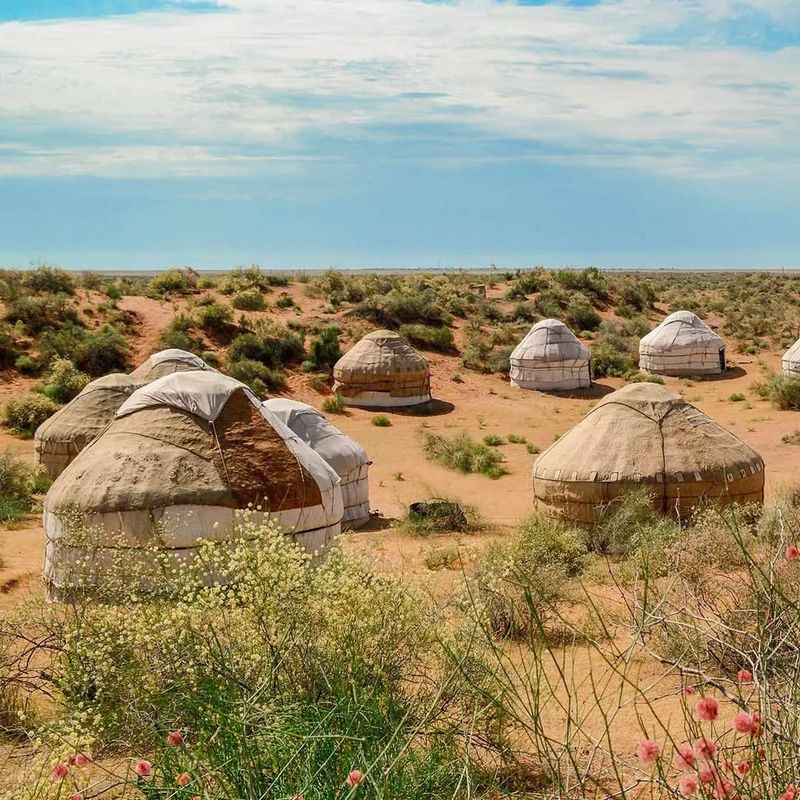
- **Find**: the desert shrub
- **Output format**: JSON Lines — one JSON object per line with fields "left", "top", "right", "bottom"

{"left": 483, "top": 434, "right": 504, "bottom": 446}
{"left": 398, "top": 323, "right": 455, "bottom": 353}
{"left": 14, "top": 355, "right": 39, "bottom": 375}
{"left": 754, "top": 373, "right": 800, "bottom": 410}
{"left": 39, "top": 358, "right": 90, "bottom": 403}
{"left": 0, "top": 450, "right": 49, "bottom": 524}
{"left": 505, "top": 268, "right": 551, "bottom": 300}
{"left": 201, "top": 350, "right": 220, "bottom": 368}
{"left": 218, "top": 266, "right": 288, "bottom": 294}
{"left": 156, "top": 319, "right": 204, "bottom": 355}
{"left": 230, "top": 288, "right": 267, "bottom": 311}
{"left": 228, "top": 323, "right": 304, "bottom": 368}
{"left": 466, "top": 515, "right": 587, "bottom": 638}
{"left": 424, "top": 546, "right": 463, "bottom": 571}
{"left": 555, "top": 267, "right": 608, "bottom": 301}
{"left": 0, "top": 324, "right": 19, "bottom": 369}
{"left": 506, "top": 434, "right": 527, "bottom": 444}
{"left": 356, "top": 288, "right": 449, "bottom": 328}
{"left": 195, "top": 301, "right": 233, "bottom": 334}
{"left": 590, "top": 341, "right": 634, "bottom": 378}
{"left": 4, "top": 294, "right": 80, "bottom": 335}
{"left": 564, "top": 300, "right": 601, "bottom": 332}
{"left": 224, "top": 359, "right": 286, "bottom": 396}
{"left": 526, "top": 443, "right": 541, "bottom": 455}
{"left": 403, "top": 498, "right": 478, "bottom": 536}
{"left": 321, "top": 393, "right": 346, "bottom": 413}
{"left": 20, "top": 264, "right": 76, "bottom": 296}
{"left": 729, "top": 392, "right": 746, "bottom": 402}
{"left": 147, "top": 268, "right": 198, "bottom": 297}
{"left": 510, "top": 301, "right": 538, "bottom": 323}
{"left": 39, "top": 323, "right": 130, "bottom": 376}
{"left": 461, "top": 323, "right": 520, "bottom": 374}
{"left": 372, "top": 414, "right": 391, "bottom": 427}
{"left": 302, "top": 326, "right": 341, "bottom": 371}
{"left": 613, "top": 277, "right": 654, "bottom": 312}
{"left": 2, "top": 393, "right": 59, "bottom": 437}
{"left": 275, "top": 293, "right": 296, "bottom": 309}
{"left": 625, "top": 371, "right": 664, "bottom": 384}
{"left": 421, "top": 430, "right": 506, "bottom": 479}
{"left": 590, "top": 319, "right": 641, "bottom": 378}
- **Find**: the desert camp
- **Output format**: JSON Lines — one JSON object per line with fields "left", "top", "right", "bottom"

{"left": 638, "top": 309, "right": 727, "bottom": 376}
{"left": 509, "top": 318, "right": 591, "bottom": 391}
{"left": 264, "top": 398, "right": 371, "bottom": 529}
{"left": 130, "top": 347, "right": 214, "bottom": 382}
{"left": 332, "top": 329, "right": 431, "bottom": 408}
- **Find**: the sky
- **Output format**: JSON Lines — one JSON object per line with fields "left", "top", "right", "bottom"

{"left": 0, "top": 0, "right": 798, "bottom": 270}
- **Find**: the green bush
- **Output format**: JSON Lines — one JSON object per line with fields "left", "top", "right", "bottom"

{"left": 157, "top": 323, "right": 204, "bottom": 355}
{"left": 555, "top": 267, "right": 608, "bottom": 301}
{"left": 14, "top": 354, "right": 39, "bottom": 375}
{"left": 321, "top": 393, "right": 346, "bottom": 413}
{"left": 421, "top": 430, "right": 507, "bottom": 479}
{"left": 754, "top": 373, "right": 800, "bottom": 410}
{"left": 231, "top": 288, "right": 267, "bottom": 311}
{"left": 0, "top": 324, "right": 19, "bottom": 369}
{"left": 275, "top": 293, "right": 296, "bottom": 309}
{"left": 147, "top": 268, "right": 198, "bottom": 297}
{"left": 39, "top": 358, "right": 91, "bottom": 403}
{"left": 564, "top": 300, "right": 601, "bottom": 332}
{"left": 218, "top": 266, "right": 288, "bottom": 294}
{"left": 4, "top": 294, "right": 80, "bottom": 335}
{"left": 303, "top": 326, "right": 341, "bottom": 371}
{"left": 20, "top": 264, "right": 76, "bottom": 296}
{"left": 227, "top": 325, "right": 304, "bottom": 369}
{"left": 398, "top": 323, "right": 455, "bottom": 353}
{"left": 195, "top": 302, "right": 233, "bottom": 334}
{"left": 0, "top": 450, "right": 49, "bottom": 524}
{"left": 225, "top": 359, "right": 286, "bottom": 396}
{"left": 590, "top": 341, "right": 635, "bottom": 378}
{"left": 356, "top": 288, "right": 448, "bottom": 328}
{"left": 2, "top": 393, "right": 59, "bottom": 437}
{"left": 372, "top": 414, "right": 392, "bottom": 427}
{"left": 39, "top": 323, "right": 130, "bottom": 376}
{"left": 483, "top": 434, "right": 504, "bottom": 446}
{"left": 467, "top": 515, "right": 587, "bottom": 638}
{"left": 505, "top": 268, "right": 551, "bottom": 300}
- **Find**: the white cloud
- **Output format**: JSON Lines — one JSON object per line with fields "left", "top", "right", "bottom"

{"left": 0, "top": 0, "right": 797, "bottom": 178}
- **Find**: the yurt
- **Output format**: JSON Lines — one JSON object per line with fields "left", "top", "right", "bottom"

{"left": 43, "top": 372, "right": 343, "bottom": 598}
{"left": 130, "top": 348, "right": 213, "bottom": 382}
{"left": 510, "top": 319, "right": 590, "bottom": 391}
{"left": 781, "top": 339, "right": 800, "bottom": 378}
{"left": 533, "top": 382, "right": 764, "bottom": 525}
{"left": 264, "top": 398, "right": 371, "bottom": 529}
{"left": 34, "top": 373, "right": 143, "bottom": 479}
{"left": 332, "top": 330, "right": 431, "bottom": 408}
{"left": 639, "top": 311, "right": 725, "bottom": 376}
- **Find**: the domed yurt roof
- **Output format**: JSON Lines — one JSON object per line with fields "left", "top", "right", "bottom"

{"left": 43, "top": 372, "right": 343, "bottom": 598}
{"left": 332, "top": 330, "right": 431, "bottom": 408}
{"left": 264, "top": 398, "right": 371, "bottom": 528}
{"left": 533, "top": 382, "right": 764, "bottom": 524}
{"left": 34, "top": 373, "right": 143, "bottom": 479}
{"left": 781, "top": 338, "right": 800, "bottom": 378}
{"left": 510, "top": 319, "right": 590, "bottom": 391}
{"left": 130, "top": 348, "right": 213, "bottom": 382}
{"left": 639, "top": 311, "right": 725, "bottom": 376}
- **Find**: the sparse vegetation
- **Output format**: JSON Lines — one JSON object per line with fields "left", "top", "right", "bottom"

{"left": 372, "top": 414, "right": 392, "bottom": 427}
{"left": 421, "top": 430, "right": 507, "bottom": 478}
{"left": 754, "top": 373, "right": 800, "bottom": 410}
{"left": 2, "top": 393, "right": 59, "bottom": 437}
{"left": 321, "top": 393, "right": 346, "bottom": 413}
{"left": 0, "top": 450, "right": 50, "bottom": 524}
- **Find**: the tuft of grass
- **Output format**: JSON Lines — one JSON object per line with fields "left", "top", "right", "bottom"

{"left": 372, "top": 415, "right": 392, "bottom": 427}
{"left": 729, "top": 392, "right": 746, "bottom": 402}
{"left": 754, "top": 373, "right": 800, "bottom": 410}
{"left": 321, "top": 393, "right": 346, "bottom": 414}
{"left": 421, "top": 430, "right": 507, "bottom": 479}
{"left": 0, "top": 450, "right": 49, "bottom": 526}
{"left": 482, "top": 434, "right": 504, "bottom": 447}
{"left": 506, "top": 434, "right": 527, "bottom": 444}
{"left": 424, "top": 546, "right": 463, "bottom": 571}
{"left": 397, "top": 323, "right": 455, "bottom": 353}
{"left": 526, "top": 443, "right": 541, "bottom": 455}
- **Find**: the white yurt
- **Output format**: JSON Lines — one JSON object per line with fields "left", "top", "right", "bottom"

{"left": 509, "top": 319, "right": 590, "bottom": 391}
{"left": 332, "top": 330, "right": 431, "bottom": 408}
{"left": 639, "top": 311, "right": 725, "bottom": 376}
{"left": 34, "top": 373, "right": 143, "bottom": 479}
{"left": 533, "top": 382, "right": 764, "bottom": 525}
{"left": 130, "top": 348, "right": 214, "bottom": 382}
{"left": 264, "top": 398, "right": 371, "bottom": 529}
{"left": 781, "top": 339, "right": 800, "bottom": 378}
{"left": 43, "top": 372, "right": 343, "bottom": 598}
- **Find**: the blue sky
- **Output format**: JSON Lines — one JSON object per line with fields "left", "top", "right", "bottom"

{"left": 0, "top": 0, "right": 798, "bottom": 269}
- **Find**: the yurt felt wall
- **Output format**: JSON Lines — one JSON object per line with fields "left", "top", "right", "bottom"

{"left": 533, "top": 383, "right": 764, "bottom": 525}
{"left": 639, "top": 311, "right": 725, "bottom": 376}
{"left": 332, "top": 330, "right": 431, "bottom": 408}
{"left": 34, "top": 373, "right": 143, "bottom": 479}
{"left": 782, "top": 339, "right": 800, "bottom": 378}
{"left": 130, "top": 348, "right": 213, "bottom": 382}
{"left": 510, "top": 319, "right": 591, "bottom": 391}
{"left": 43, "top": 372, "right": 343, "bottom": 598}
{"left": 264, "top": 398, "right": 371, "bottom": 529}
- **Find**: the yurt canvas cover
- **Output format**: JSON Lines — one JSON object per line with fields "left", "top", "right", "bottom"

{"left": 34, "top": 373, "right": 143, "bottom": 479}
{"left": 510, "top": 319, "right": 590, "bottom": 391}
{"left": 533, "top": 382, "right": 764, "bottom": 525}
{"left": 43, "top": 372, "right": 343, "bottom": 597}
{"left": 264, "top": 398, "right": 371, "bottom": 528}
{"left": 333, "top": 330, "right": 431, "bottom": 408}
{"left": 639, "top": 311, "right": 725, "bottom": 376}
{"left": 781, "top": 339, "right": 800, "bottom": 378}
{"left": 130, "top": 348, "right": 213, "bottom": 382}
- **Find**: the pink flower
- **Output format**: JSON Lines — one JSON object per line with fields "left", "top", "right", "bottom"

{"left": 679, "top": 774, "right": 698, "bottom": 797}
{"left": 715, "top": 777, "right": 735, "bottom": 799}
{"left": 781, "top": 787, "right": 797, "bottom": 800}
{"left": 69, "top": 753, "right": 92, "bottom": 767}
{"left": 176, "top": 773, "right": 191, "bottom": 787}
{"left": 134, "top": 760, "right": 153, "bottom": 778}
{"left": 69, "top": 794, "right": 84, "bottom": 800}
{"left": 346, "top": 770, "right": 364, "bottom": 788}
{"left": 167, "top": 730, "right": 184, "bottom": 746}
{"left": 736, "top": 761, "right": 751, "bottom": 776}
{"left": 637, "top": 739, "right": 660, "bottom": 766}
{"left": 694, "top": 736, "right": 717, "bottom": 759}
{"left": 732, "top": 711, "right": 754, "bottom": 734}
{"left": 737, "top": 669, "right": 753, "bottom": 684}
{"left": 51, "top": 763, "right": 69, "bottom": 781}
{"left": 673, "top": 743, "right": 696, "bottom": 770}
{"left": 787, "top": 545, "right": 799, "bottom": 561}
{"left": 699, "top": 765, "right": 716, "bottom": 784}
{"left": 695, "top": 696, "right": 720, "bottom": 722}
